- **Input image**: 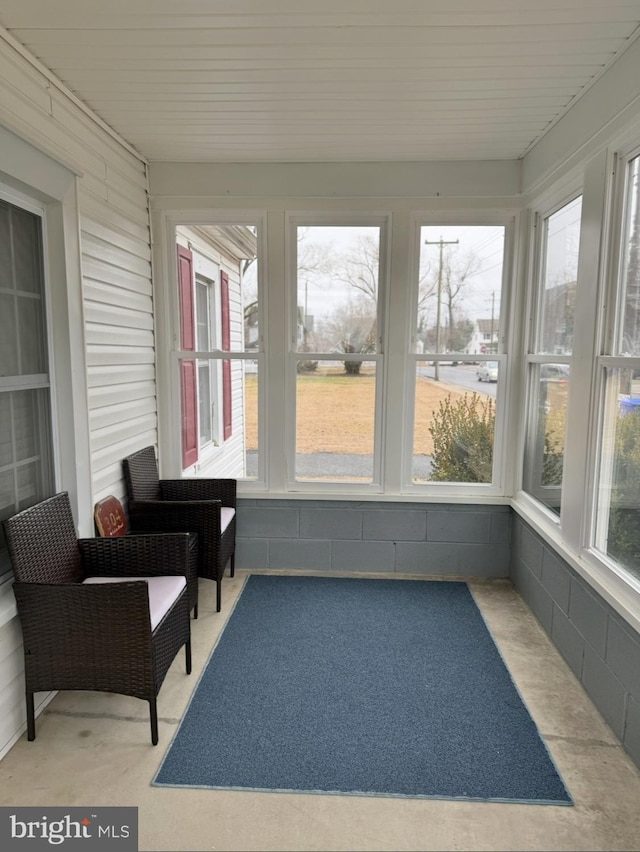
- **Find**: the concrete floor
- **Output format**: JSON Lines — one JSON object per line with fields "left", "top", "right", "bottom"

{"left": 1, "top": 571, "right": 640, "bottom": 852}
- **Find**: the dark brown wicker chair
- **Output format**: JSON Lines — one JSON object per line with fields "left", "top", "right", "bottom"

{"left": 123, "top": 446, "right": 236, "bottom": 612}
{"left": 94, "top": 494, "right": 199, "bottom": 619}
{"left": 3, "top": 491, "right": 192, "bottom": 745}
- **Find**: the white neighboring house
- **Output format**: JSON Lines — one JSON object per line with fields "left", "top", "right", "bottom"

{"left": 467, "top": 318, "right": 500, "bottom": 355}
{"left": 175, "top": 225, "right": 257, "bottom": 479}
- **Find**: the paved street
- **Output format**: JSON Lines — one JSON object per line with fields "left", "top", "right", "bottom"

{"left": 417, "top": 363, "right": 497, "bottom": 397}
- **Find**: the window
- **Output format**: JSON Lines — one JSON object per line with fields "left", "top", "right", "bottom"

{"left": 290, "top": 221, "right": 385, "bottom": 485}
{"left": 163, "top": 211, "right": 515, "bottom": 497}
{"left": 0, "top": 195, "right": 55, "bottom": 578}
{"left": 195, "top": 274, "right": 219, "bottom": 448}
{"left": 523, "top": 196, "right": 582, "bottom": 514}
{"left": 174, "top": 223, "right": 260, "bottom": 479}
{"left": 410, "top": 224, "right": 506, "bottom": 485}
{"left": 594, "top": 153, "right": 640, "bottom": 582}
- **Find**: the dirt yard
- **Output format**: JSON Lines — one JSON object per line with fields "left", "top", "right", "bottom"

{"left": 244, "top": 367, "right": 479, "bottom": 455}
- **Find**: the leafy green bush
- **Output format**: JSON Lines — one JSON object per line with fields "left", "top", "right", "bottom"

{"left": 428, "top": 393, "right": 495, "bottom": 482}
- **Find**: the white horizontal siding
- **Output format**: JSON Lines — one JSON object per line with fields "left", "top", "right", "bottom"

{"left": 0, "top": 31, "right": 155, "bottom": 757}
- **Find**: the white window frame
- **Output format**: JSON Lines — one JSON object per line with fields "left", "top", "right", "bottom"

{"left": 514, "top": 147, "right": 640, "bottom": 634}
{"left": 588, "top": 144, "right": 640, "bottom": 594}
{"left": 285, "top": 212, "right": 390, "bottom": 494}
{"left": 520, "top": 187, "right": 583, "bottom": 520}
{"left": 154, "top": 209, "right": 267, "bottom": 485}
{"left": 403, "top": 211, "right": 515, "bottom": 497}
{"left": 0, "top": 126, "right": 90, "bottom": 627}
{"left": 0, "top": 189, "right": 55, "bottom": 581}
{"left": 194, "top": 266, "right": 222, "bottom": 455}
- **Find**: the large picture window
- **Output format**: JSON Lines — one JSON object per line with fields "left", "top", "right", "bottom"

{"left": 175, "top": 222, "right": 259, "bottom": 480}
{"left": 410, "top": 223, "right": 506, "bottom": 486}
{"left": 290, "top": 221, "right": 385, "bottom": 485}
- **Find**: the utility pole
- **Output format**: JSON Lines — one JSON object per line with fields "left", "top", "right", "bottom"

{"left": 485, "top": 290, "right": 498, "bottom": 354}
{"left": 490, "top": 290, "right": 495, "bottom": 354}
{"left": 425, "top": 236, "right": 458, "bottom": 381}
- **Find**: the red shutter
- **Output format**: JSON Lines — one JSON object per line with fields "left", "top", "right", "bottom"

{"left": 178, "top": 246, "right": 198, "bottom": 468}
{"left": 178, "top": 246, "right": 195, "bottom": 349}
{"left": 181, "top": 361, "right": 198, "bottom": 468}
{"left": 221, "top": 270, "right": 232, "bottom": 440}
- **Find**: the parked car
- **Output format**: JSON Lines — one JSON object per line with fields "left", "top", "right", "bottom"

{"left": 540, "top": 363, "right": 570, "bottom": 381}
{"left": 477, "top": 361, "right": 498, "bottom": 382}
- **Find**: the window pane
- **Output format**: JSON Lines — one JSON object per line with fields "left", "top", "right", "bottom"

{"left": 17, "top": 294, "right": 46, "bottom": 374}
{"left": 595, "top": 367, "right": 640, "bottom": 581}
{"left": 175, "top": 221, "right": 259, "bottom": 479}
{"left": 0, "top": 202, "right": 11, "bottom": 290}
{"left": 0, "top": 197, "right": 53, "bottom": 582}
{"left": 180, "top": 356, "right": 258, "bottom": 480}
{"left": 244, "top": 360, "right": 258, "bottom": 480}
{"left": 417, "top": 226, "right": 504, "bottom": 357}
{"left": 619, "top": 156, "right": 640, "bottom": 355}
{"left": 523, "top": 364, "right": 570, "bottom": 514}
{"left": 295, "top": 360, "right": 376, "bottom": 482}
{"left": 413, "top": 361, "right": 496, "bottom": 483}
{"left": 0, "top": 292, "right": 18, "bottom": 374}
{"left": 11, "top": 205, "right": 44, "bottom": 294}
{"left": 195, "top": 280, "right": 210, "bottom": 351}
{"left": 197, "top": 360, "right": 212, "bottom": 445}
{"left": 293, "top": 224, "right": 382, "bottom": 483}
{"left": 296, "top": 226, "right": 380, "bottom": 356}
{"left": 0, "top": 388, "right": 54, "bottom": 576}
{"left": 539, "top": 197, "right": 581, "bottom": 355}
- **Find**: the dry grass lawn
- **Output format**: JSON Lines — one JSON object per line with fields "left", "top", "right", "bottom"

{"left": 244, "top": 367, "right": 482, "bottom": 455}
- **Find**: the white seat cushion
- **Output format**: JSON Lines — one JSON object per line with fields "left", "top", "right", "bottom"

{"left": 83, "top": 575, "right": 186, "bottom": 630}
{"left": 221, "top": 506, "right": 235, "bottom": 533}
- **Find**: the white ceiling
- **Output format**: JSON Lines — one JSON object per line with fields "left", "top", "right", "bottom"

{"left": 1, "top": 0, "right": 640, "bottom": 163}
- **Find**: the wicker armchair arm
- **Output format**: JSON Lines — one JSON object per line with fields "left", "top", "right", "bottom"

{"left": 13, "top": 581, "right": 153, "bottom": 648}
{"left": 78, "top": 534, "right": 193, "bottom": 579}
{"left": 161, "top": 478, "right": 236, "bottom": 507}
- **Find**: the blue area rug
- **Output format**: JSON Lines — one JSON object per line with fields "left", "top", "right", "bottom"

{"left": 153, "top": 575, "right": 572, "bottom": 804}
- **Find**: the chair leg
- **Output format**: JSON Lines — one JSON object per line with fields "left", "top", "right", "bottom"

{"left": 185, "top": 639, "right": 192, "bottom": 675}
{"left": 149, "top": 698, "right": 158, "bottom": 746}
{"left": 230, "top": 553, "right": 235, "bottom": 578}
{"left": 216, "top": 578, "right": 222, "bottom": 612}
{"left": 26, "top": 691, "right": 35, "bottom": 741}
{"left": 193, "top": 601, "right": 198, "bottom": 619}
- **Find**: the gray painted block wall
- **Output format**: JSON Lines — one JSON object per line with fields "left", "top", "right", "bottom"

{"left": 236, "top": 499, "right": 511, "bottom": 577}
{"left": 511, "top": 513, "right": 640, "bottom": 771}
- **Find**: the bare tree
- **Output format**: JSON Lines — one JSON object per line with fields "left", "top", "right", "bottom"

{"left": 318, "top": 294, "right": 377, "bottom": 375}
{"left": 329, "top": 233, "right": 379, "bottom": 302}
{"left": 420, "top": 245, "right": 482, "bottom": 352}
{"left": 441, "top": 249, "right": 482, "bottom": 351}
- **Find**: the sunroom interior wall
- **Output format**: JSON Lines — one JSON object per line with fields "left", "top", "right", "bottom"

{"left": 511, "top": 513, "right": 640, "bottom": 772}
{"left": 0, "top": 34, "right": 154, "bottom": 506}
{"left": 0, "top": 32, "right": 152, "bottom": 759}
